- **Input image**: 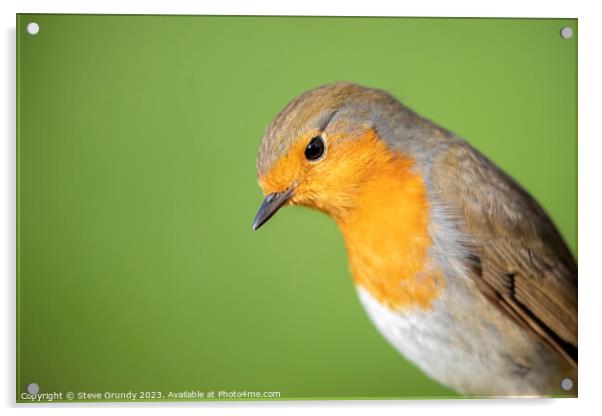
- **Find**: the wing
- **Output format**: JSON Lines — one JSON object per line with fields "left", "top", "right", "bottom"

{"left": 432, "top": 139, "right": 577, "bottom": 366}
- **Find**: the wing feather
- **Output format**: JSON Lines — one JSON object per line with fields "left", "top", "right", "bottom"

{"left": 432, "top": 140, "right": 577, "bottom": 366}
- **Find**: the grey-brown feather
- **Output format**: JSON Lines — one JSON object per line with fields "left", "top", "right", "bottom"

{"left": 429, "top": 138, "right": 577, "bottom": 366}
{"left": 257, "top": 82, "right": 441, "bottom": 177}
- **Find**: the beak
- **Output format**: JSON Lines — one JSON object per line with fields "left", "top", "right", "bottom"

{"left": 252, "top": 188, "right": 293, "bottom": 231}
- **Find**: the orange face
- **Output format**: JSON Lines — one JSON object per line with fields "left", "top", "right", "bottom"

{"left": 255, "top": 128, "right": 443, "bottom": 311}
{"left": 258, "top": 129, "right": 396, "bottom": 221}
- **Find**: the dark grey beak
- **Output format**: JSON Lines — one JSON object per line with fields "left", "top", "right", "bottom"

{"left": 252, "top": 188, "right": 293, "bottom": 231}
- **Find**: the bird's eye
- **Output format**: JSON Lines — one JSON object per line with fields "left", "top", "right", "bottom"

{"left": 304, "top": 136, "right": 325, "bottom": 161}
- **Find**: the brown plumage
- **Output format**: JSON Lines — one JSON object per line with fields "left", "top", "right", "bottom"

{"left": 434, "top": 142, "right": 578, "bottom": 366}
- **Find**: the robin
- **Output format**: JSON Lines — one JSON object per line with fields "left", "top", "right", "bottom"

{"left": 252, "top": 83, "right": 577, "bottom": 396}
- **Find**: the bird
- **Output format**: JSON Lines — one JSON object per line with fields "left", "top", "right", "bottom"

{"left": 252, "top": 82, "right": 577, "bottom": 397}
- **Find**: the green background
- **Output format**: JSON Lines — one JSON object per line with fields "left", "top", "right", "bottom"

{"left": 17, "top": 15, "right": 577, "bottom": 401}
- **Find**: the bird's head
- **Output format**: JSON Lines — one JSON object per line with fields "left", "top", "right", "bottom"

{"left": 252, "top": 82, "right": 424, "bottom": 230}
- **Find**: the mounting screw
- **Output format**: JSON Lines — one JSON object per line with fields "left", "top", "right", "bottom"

{"left": 26, "top": 22, "right": 40, "bottom": 35}
{"left": 561, "top": 377, "right": 573, "bottom": 391}
{"left": 560, "top": 26, "right": 573, "bottom": 39}
{"left": 27, "top": 383, "right": 39, "bottom": 395}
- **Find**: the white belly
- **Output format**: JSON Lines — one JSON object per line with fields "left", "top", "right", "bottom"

{"left": 356, "top": 285, "right": 566, "bottom": 396}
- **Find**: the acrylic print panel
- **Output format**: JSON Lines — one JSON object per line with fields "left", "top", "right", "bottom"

{"left": 17, "top": 15, "right": 577, "bottom": 402}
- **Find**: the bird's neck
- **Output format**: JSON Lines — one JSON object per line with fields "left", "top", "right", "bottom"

{"left": 334, "top": 156, "right": 444, "bottom": 311}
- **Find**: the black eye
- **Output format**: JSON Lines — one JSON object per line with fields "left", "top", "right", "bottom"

{"left": 304, "top": 136, "right": 325, "bottom": 161}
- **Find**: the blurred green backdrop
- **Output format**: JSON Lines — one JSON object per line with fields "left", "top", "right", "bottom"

{"left": 17, "top": 15, "right": 577, "bottom": 401}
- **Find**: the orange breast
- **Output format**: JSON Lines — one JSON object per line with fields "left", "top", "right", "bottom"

{"left": 335, "top": 133, "right": 444, "bottom": 311}
{"left": 258, "top": 128, "right": 443, "bottom": 311}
